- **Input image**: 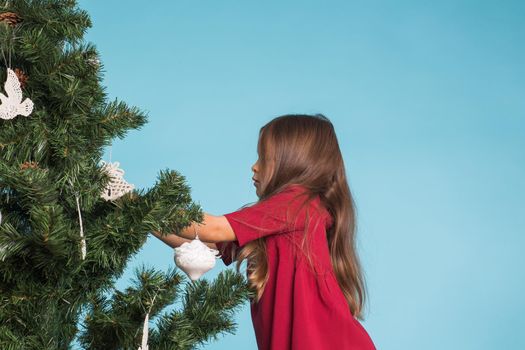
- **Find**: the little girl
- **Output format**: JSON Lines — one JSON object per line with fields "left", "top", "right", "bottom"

{"left": 153, "top": 114, "right": 376, "bottom": 350}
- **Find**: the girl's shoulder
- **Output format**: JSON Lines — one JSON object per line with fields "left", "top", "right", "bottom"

{"left": 277, "top": 184, "right": 333, "bottom": 228}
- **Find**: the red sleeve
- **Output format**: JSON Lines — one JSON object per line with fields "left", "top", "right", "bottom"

{"left": 222, "top": 187, "right": 307, "bottom": 248}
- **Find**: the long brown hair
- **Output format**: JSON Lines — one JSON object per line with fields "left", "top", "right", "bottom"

{"left": 231, "top": 114, "right": 369, "bottom": 320}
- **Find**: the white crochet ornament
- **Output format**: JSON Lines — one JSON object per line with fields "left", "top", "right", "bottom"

{"left": 174, "top": 231, "right": 221, "bottom": 281}
{"left": 0, "top": 68, "right": 34, "bottom": 120}
{"left": 100, "top": 161, "right": 134, "bottom": 201}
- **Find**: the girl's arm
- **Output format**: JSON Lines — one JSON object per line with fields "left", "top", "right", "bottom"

{"left": 151, "top": 232, "right": 218, "bottom": 249}
{"left": 151, "top": 212, "right": 236, "bottom": 249}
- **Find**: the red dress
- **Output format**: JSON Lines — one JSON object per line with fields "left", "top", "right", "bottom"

{"left": 215, "top": 184, "right": 376, "bottom": 350}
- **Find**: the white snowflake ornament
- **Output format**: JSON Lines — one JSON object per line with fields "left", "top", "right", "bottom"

{"left": 0, "top": 68, "right": 34, "bottom": 120}
{"left": 100, "top": 161, "right": 135, "bottom": 201}
{"left": 174, "top": 233, "right": 221, "bottom": 281}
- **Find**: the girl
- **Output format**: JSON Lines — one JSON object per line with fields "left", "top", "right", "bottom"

{"left": 152, "top": 114, "right": 376, "bottom": 350}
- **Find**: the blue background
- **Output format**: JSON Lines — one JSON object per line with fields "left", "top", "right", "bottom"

{"left": 77, "top": 1, "right": 524, "bottom": 349}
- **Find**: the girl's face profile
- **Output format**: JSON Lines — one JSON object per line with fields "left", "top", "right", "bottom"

{"left": 252, "top": 136, "right": 275, "bottom": 196}
{"left": 252, "top": 156, "right": 276, "bottom": 197}
{"left": 252, "top": 158, "right": 260, "bottom": 195}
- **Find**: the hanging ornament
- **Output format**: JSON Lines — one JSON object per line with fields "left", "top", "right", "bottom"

{"left": 138, "top": 312, "right": 150, "bottom": 350}
{"left": 68, "top": 179, "right": 87, "bottom": 260}
{"left": 75, "top": 194, "right": 86, "bottom": 260}
{"left": 174, "top": 225, "right": 220, "bottom": 281}
{"left": 138, "top": 291, "right": 158, "bottom": 350}
{"left": 0, "top": 68, "right": 34, "bottom": 120}
{"left": 100, "top": 161, "right": 135, "bottom": 201}
{"left": 0, "top": 68, "right": 33, "bottom": 119}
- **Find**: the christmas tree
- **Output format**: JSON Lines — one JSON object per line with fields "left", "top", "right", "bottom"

{"left": 0, "top": 1, "right": 251, "bottom": 348}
